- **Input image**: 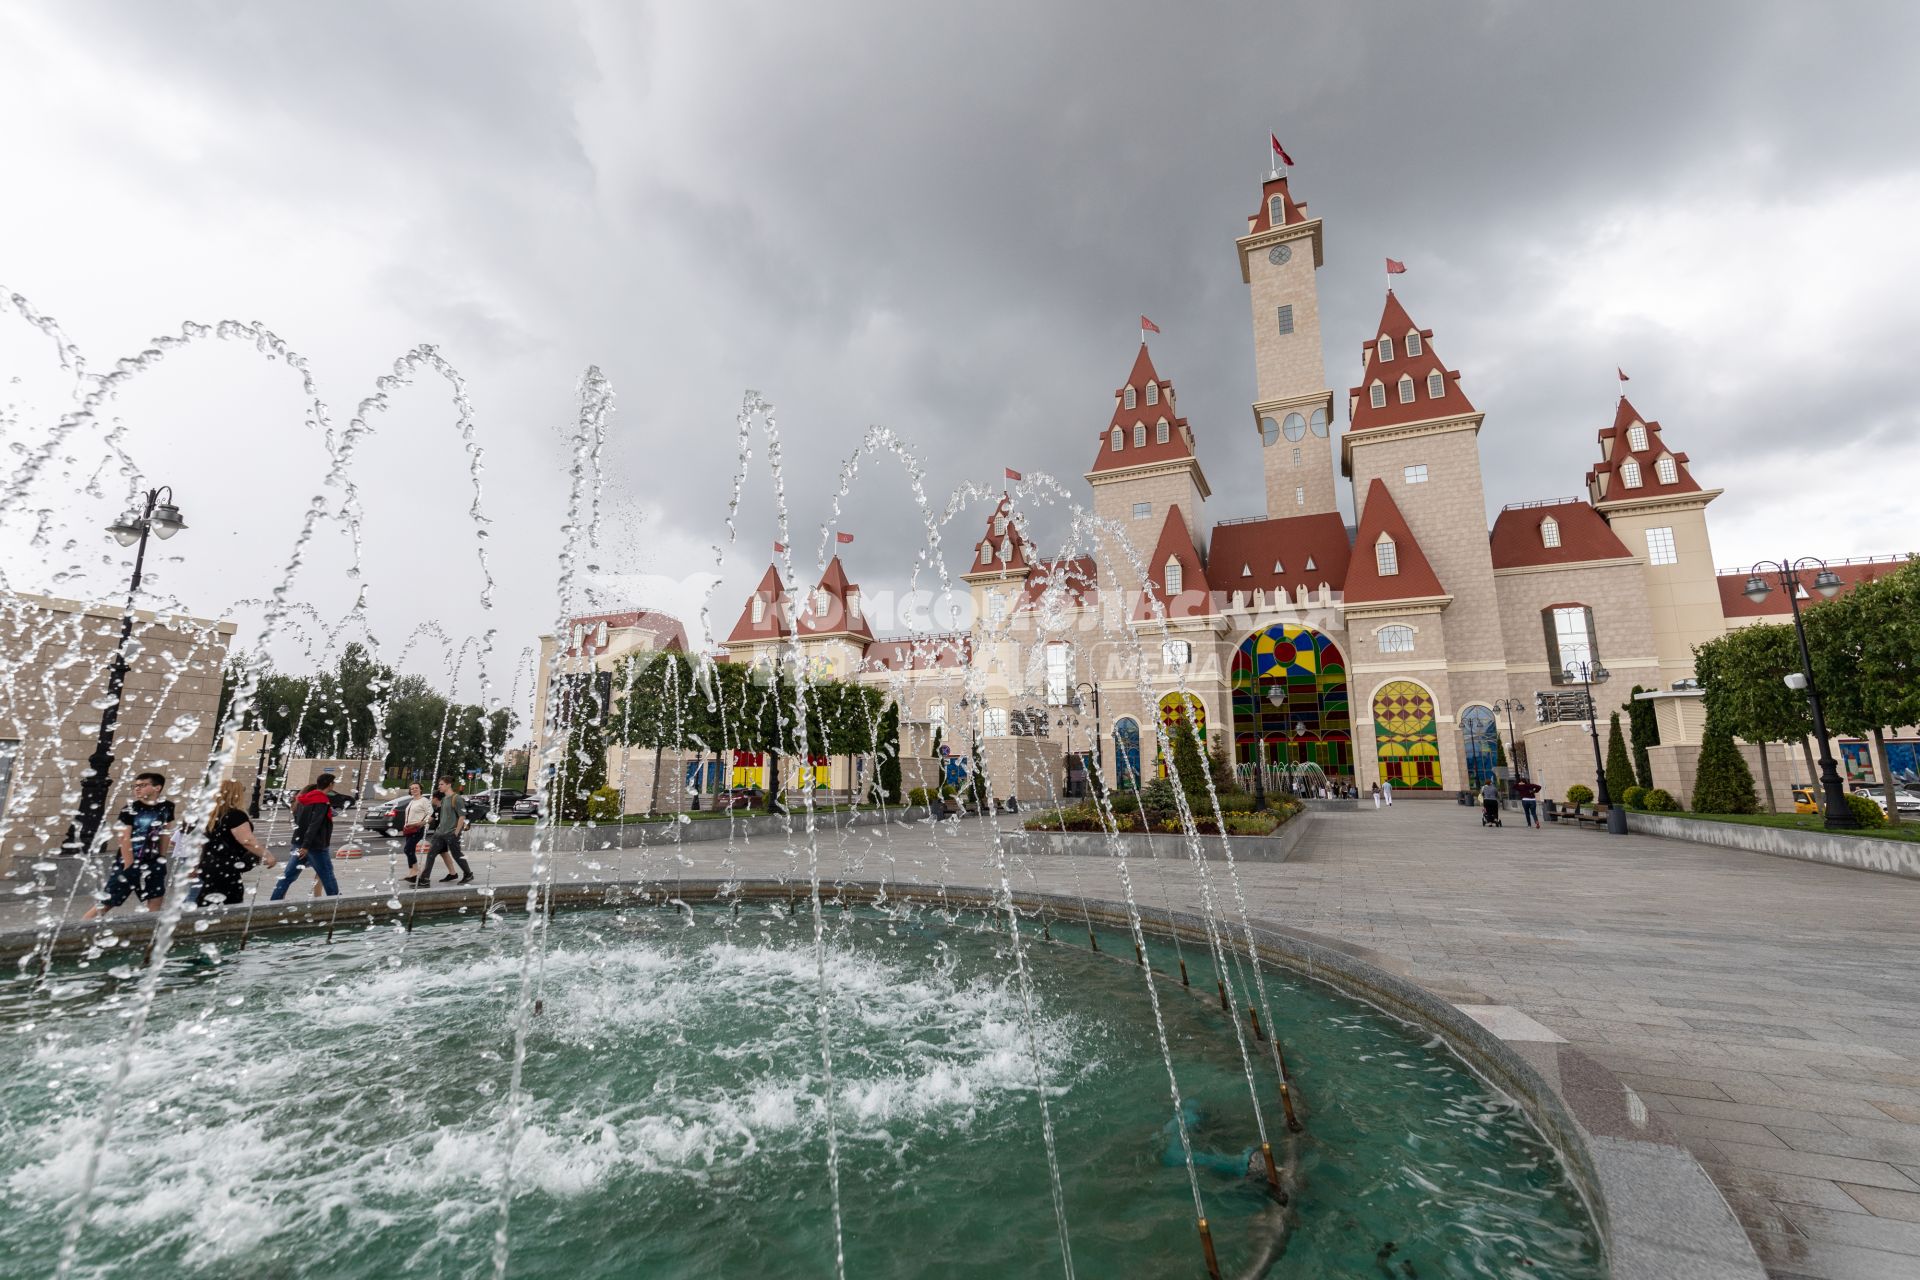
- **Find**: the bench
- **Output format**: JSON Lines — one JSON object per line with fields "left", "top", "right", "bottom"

{"left": 1566, "top": 805, "right": 1611, "bottom": 831}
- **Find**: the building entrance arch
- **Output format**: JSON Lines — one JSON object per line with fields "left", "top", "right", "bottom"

{"left": 1112, "top": 717, "right": 1142, "bottom": 788}
{"left": 1462, "top": 704, "right": 1499, "bottom": 790}
{"left": 1230, "top": 623, "right": 1353, "bottom": 780}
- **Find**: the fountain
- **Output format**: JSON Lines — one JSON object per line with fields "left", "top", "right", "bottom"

{"left": 0, "top": 290, "right": 1609, "bottom": 1277}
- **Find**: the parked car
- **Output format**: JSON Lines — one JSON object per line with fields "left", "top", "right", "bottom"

{"left": 510, "top": 795, "right": 543, "bottom": 819}
{"left": 1850, "top": 781, "right": 1920, "bottom": 815}
{"left": 360, "top": 795, "right": 410, "bottom": 836}
{"left": 461, "top": 788, "right": 527, "bottom": 822}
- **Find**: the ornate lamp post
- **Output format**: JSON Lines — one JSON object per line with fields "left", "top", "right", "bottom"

{"left": 1742, "top": 558, "right": 1855, "bottom": 830}
{"left": 1564, "top": 659, "right": 1625, "bottom": 834}
{"left": 1074, "top": 681, "right": 1101, "bottom": 793}
{"left": 1492, "top": 696, "right": 1526, "bottom": 795}
{"left": 64, "top": 487, "right": 188, "bottom": 858}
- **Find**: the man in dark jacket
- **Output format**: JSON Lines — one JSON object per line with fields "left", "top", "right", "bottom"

{"left": 270, "top": 772, "right": 341, "bottom": 898}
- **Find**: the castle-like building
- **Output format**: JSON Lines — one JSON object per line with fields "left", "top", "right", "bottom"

{"left": 718, "top": 169, "right": 1896, "bottom": 802}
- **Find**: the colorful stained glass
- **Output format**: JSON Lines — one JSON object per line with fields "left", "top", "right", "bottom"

{"left": 1372, "top": 680, "right": 1443, "bottom": 790}
{"left": 1462, "top": 705, "right": 1499, "bottom": 790}
{"left": 1156, "top": 693, "right": 1207, "bottom": 777}
{"left": 1230, "top": 624, "right": 1353, "bottom": 779}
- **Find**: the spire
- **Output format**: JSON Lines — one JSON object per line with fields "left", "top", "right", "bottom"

{"left": 1089, "top": 343, "right": 1196, "bottom": 474}
{"left": 796, "top": 555, "right": 873, "bottom": 641}
{"left": 725, "top": 563, "right": 793, "bottom": 645}
{"left": 1346, "top": 291, "right": 1475, "bottom": 433}
{"left": 962, "top": 491, "right": 1035, "bottom": 578}
{"left": 1586, "top": 396, "right": 1703, "bottom": 506}
{"left": 1133, "top": 505, "right": 1214, "bottom": 621}
{"left": 1344, "top": 479, "right": 1446, "bottom": 604}
{"left": 1247, "top": 173, "right": 1307, "bottom": 234}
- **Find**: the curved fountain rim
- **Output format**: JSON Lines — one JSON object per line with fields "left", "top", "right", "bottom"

{"left": 2, "top": 877, "right": 1767, "bottom": 1279}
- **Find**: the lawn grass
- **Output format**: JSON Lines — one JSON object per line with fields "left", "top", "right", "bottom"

{"left": 1646, "top": 809, "right": 1920, "bottom": 843}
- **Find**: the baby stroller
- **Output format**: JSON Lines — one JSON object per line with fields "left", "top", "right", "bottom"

{"left": 1480, "top": 796, "right": 1503, "bottom": 827}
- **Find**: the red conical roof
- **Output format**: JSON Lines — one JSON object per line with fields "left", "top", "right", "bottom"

{"left": 1347, "top": 291, "right": 1475, "bottom": 433}
{"left": 1133, "top": 505, "right": 1214, "bottom": 621}
{"left": 1246, "top": 173, "right": 1308, "bottom": 234}
{"left": 797, "top": 555, "right": 874, "bottom": 642}
{"left": 964, "top": 492, "right": 1035, "bottom": 576}
{"left": 1089, "top": 344, "right": 1196, "bottom": 474}
{"left": 1343, "top": 480, "right": 1446, "bottom": 604}
{"left": 1586, "top": 396, "right": 1703, "bottom": 505}
{"left": 725, "top": 564, "right": 793, "bottom": 645}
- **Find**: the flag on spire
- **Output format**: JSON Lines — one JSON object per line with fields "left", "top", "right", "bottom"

{"left": 1270, "top": 134, "right": 1294, "bottom": 167}
{"left": 1617, "top": 367, "right": 1630, "bottom": 383}
{"left": 772, "top": 541, "right": 786, "bottom": 555}
{"left": 835, "top": 531, "right": 854, "bottom": 545}
{"left": 1004, "top": 467, "right": 1023, "bottom": 482}
{"left": 1385, "top": 258, "right": 1407, "bottom": 275}
{"left": 1139, "top": 314, "right": 1160, "bottom": 335}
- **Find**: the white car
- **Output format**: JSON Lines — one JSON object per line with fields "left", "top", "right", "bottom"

{"left": 1850, "top": 782, "right": 1920, "bottom": 815}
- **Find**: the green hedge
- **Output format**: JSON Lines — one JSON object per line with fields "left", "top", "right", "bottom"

{"left": 1644, "top": 788, "right": 1680, "bottom": 812}
{"left": 1622, "top": 784, "right": 1649, "bottom": 811}
{"left": 1565, "top": 784, "right": 1594, "bottom": 807}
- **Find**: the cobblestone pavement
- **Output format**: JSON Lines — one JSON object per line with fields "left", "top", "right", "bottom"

{"left": 26, "top": 801, "right": 1920, "bottom": 1278}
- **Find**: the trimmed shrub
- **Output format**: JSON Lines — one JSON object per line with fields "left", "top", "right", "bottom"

{"left": 1213, "top": 791, "right": 1259, "bottom": 815}
{"left": 1643, "top": 788, "right": 1680, "bottom": 812}
{"left": 1605, "top": 713, "right": 1636, "bottom": 807}
{"left": 1622, "top": 785, "right": 1649, "bottom": 811}
{"left": 1845, "top": 793, "right": 1886, "bottom": 828}
{"left": 1692, "top": 716, "right": 1759, "bottom": 814}
{"left": 1225, "top": 812, "right": 1282, "bottom": 836}
{"left": 1565, "top": 783, "right": 1594, "bottom": 807}
{"left": 906, "top": 786, "right": 933, "bottom": 808}
{"left": 587, "top": 787, "right": 622, "bottom": 822}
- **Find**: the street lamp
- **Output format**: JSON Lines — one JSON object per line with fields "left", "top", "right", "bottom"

{"left": 1074, "top": 681, "right": 1102, "bottom": 793}
{"left": 1492, "top": 697, "right": 1526, "bottom": 795}
{"left": 1743, "top": 557, "right": 1855, "bottom": 830}
{"left": 64, "top": 486, "right": 188, "bottom": 858}
{"left": 1564, "top": 658, "right": 1625, "bottom": 834}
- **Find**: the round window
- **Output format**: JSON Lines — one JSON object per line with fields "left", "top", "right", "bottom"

{"left": 1259, "top": 417, "right": 1280, "bottom": 446}
{"left": 1309, "top": 407, "right": 1330, "bottom": 438}
{"left": 1282, "top": 412, "right": 1307, "bottom": 441}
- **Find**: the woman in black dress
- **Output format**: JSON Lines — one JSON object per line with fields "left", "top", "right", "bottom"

{"left": 193, "top": 780, "right": 278, "bottom": 905}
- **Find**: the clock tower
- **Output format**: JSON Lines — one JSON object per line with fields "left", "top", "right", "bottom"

{"left": 1236, "top": 174, "right": 1337, "bottom": 519}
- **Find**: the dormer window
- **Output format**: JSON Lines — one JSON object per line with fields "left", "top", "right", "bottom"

{"left": 1156, "top": 420, "right": 1169, "bottom": 444}
{"left": 1268, "top": 195, "right": 1284, "bottom": 225}
{"left": 1369, "top": 382, "right": 1386, "bottom": 409}
{"left": 979, "top": 542, "right": 992, "bottom": 565}
{"left": 1541, "top": 516, "right": 1561, "bottom": 548}
{"left": 1427, "top": 371, "right": 1444, "bottom": 398}
{"left": 1621, "top": 458, "right": 1643, "bottom": 489}
{"left": 1145, "top": 382, "right": 1158, "bottom": 405}
{"left": 1273, "top": 560, "right": 1284, "bottom": 573}
{"left": 1124, "top": 386, "right": 1136, "bottom": 409}
{"left": 994, "top": 514, "right": 1006, "bottom": 536}
{"left": 1378, "top": 336, "right": 1394, "bottom": 362}
{"left": 814, "top": 589, "right": 830, "bottom": 617}
{"left": 1398, "top": 375, "right": 1415, "bottom": 404}
{"left": 847, "top": 590, "right": 861, "bottom": 622}
{"left": 1110, "top": 427, "right": 1123, "bottom": 451}
{"left": 1656, "top": 455, "right": 1679, "bottom": 485}
{"left": 1375, "top": 535, "right": 1399, "bottom": 577}
{"left": 1241, "top": 564, "right": 1252, "bottom": 577}
{"left": 1133, "top": 423, "right": 1147, "bottom": 448}
{"left": 1304, "top": 556, "right": 1316, "bottom": 571}
{"left": 1627, "top": 424, "right": 1649, "bottom": 452}
{"left": 1406, "top": 332, "right": 1422, "bottom": 356}
{"left": 1163, "top": 558, "right": 1183, "bottom": 596}
{"left": 751, "top": 596, "right": 766, "bottom": 625}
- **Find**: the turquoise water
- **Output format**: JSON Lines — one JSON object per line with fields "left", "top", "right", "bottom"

{"left": 0, "top": 904, "right": 1604, "bottom": 1277}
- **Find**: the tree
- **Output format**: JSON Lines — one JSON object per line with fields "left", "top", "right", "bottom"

{"left": 555, "top": 685, "right": 609, "bottom": 822}
{"left": 1808, "top": 560, "right": 1920, "bottom": 826}
{"left": 1605, "top": 712, "right": 1635, "bottom": 806}
{"left": 1692, "top": 711, "right": 1759, "bottom": 814}
{"left": 1626, "top": 685, "right": 1658, "bottom": 792}
{"left": 1208, "top": 730, "right": 1238, "bottom": 796}
{"left": 877, "top": 700, "right": 902, "bottom": 804}
{"left": 1696, "top": 625, "right": 1811, "bottom": 813}
{"left": 1167, "top": 711, "right": 1210, "bottom": 803}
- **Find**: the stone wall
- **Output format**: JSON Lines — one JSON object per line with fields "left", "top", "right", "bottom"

{"left": 1648, "top": 741, "right": 1811, "bottom": 812}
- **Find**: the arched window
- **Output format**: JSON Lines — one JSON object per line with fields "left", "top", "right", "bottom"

{"left": 1110, "top": 427, "right": 1123, "bottom": 451}
{"left": 1145, "top": 381, "right": 1158, "bottom": 405}
{"left": 1369, "top": 382, "right": 1386, "bottom": 408}
{"left": 1656, "top": 455, "right": 1679, "bottom": 485}
{"left": 1621, "top": 458, "right": 1643, "bottom": 489}
{"left": 1406, "top": 331, "right": 1422, "bottom": 356}
{"left": 1541, "top": 516, "right": 1561, "bottom": 548}
{"left": 1268, "top": 195, "right": 1284, "bottom": 225}
{"left": 1378, "top": 625, "right": 1414, "bottom": 653}
{"left": 1398, "top": 375, "right": 1415, "bottom": 404}
{"left": 1133, "top": 423, "right": 1147, "bottom": 448}
{"left": 1156, "top": 419, "right": 1169, "bottom": 444}
{"left": 1546, "top": 604, "right": 1597, "bottom": 682}
{"left": 1124, "top": 386, "right": 1136, "bottom": 409}
{"left": 1164, "top": 557, "right": 1184, "bottom": 596}
{"left": 1375, "top": 535, "right": 1399, "bottom": 576}
{"left": 1627, "top": 424, "right": 1649, "bottom": 452}
{"left": 979, "top": 542, "right": 992, "bottom": 565}
{"left": 1427, "top": 371, "right": 1444, "bottom": 398}
{"left": 1461, "top": 705, "right": 1499, "bottom": 790}
{"left": 1378, "top": 335, "right": 1394, "bottom": 362}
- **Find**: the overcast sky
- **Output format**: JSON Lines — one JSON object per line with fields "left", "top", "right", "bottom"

{"left": 2, "top": 1, "right": 1916, "bottom": 710}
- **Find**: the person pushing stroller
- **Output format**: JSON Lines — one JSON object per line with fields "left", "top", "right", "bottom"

{"left": 1479, "top": 780, "right": 1503, "bottom": 827}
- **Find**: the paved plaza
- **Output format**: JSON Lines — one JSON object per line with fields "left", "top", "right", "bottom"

{"left": 22, "top": 801, "right": 1920, "bottom": 1279}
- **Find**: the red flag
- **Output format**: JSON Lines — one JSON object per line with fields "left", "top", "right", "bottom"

{"left": 1617, "top": 367, "right": 1630, "bottom": 383}
{"left": 772, "top": 541, "right": 786, "bottom": 554}
{"left": 1270, "top": 134, "right": 1295, "bottom": 167}
{"left": 1004, "top": 467, "right": 1023, "bottom": 482}
{"left": 835, "top": 531, "right": 854, "bottom": 545}
{"left": 1139, "top": 314, "right": 1160, "bottom": 334}
{"left": 1385, "top": 258, "right": 1407, "bottom": 275}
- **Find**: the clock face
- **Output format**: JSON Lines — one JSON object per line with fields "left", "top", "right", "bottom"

{"left": 1267, "top": 243, "right": 1292, "bottom": 266}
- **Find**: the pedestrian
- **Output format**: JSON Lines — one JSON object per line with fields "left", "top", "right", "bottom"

{"left": 1514, "top": 774, "right": 1542, "bottom": 828}
{"left": 417, "top": 776, "right": 474, "bottom": 886}
{"left": 1370, "top": 782, "right": 1382, "bottom": 809}
{"left": 192, "top": 779, "right": 277, "bottom": 905}
{"left": 397, "top": 783, "right": 433, "bottom": 884}
{"left": 83, "top": 770, "right": 175, "bottom": 919}
{"left": 270, "top": 772, "right": 341, "bottom": 899}
{"left": 1382, "top": 778, "right": 1394, "bottom": 807}
{"left": 1480, "top": 779, "right": 1502, "bottom": 827}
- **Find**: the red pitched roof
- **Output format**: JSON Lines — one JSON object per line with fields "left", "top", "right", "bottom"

{"left": 863, "top": 633, "right": 971, "bottom": 672}
{"left": 1489, "top": 500, "right": 1631, "bottom": 570}
{"left": 1347, "top": 291, "right": 1475, "bottom": 433}
{"left": 1206, "top": 512, "right": 1352, "bottom": 596}
{"left": 1088, "top": 344, "right": 1196, "bottom": 474}
{"left": 1019, "top": 554, "right": 1099, "bottom": 614}
{"left": 725, "top": 565, "right": 793, "bottom": 645}
{"left": 1133, "top": 506, "right": 1214, "bottom": 621}
{"left": 1343, "top": 480, "right": 1446, "bottom": 604}
{"left": 1587, "top": 397, "right": 1703, "bottom": 504}
{"left": 559, "top": 608, "right": 687, "bottom": 656}
{"left": 1716, "top": 559, "right": 1907, "bottom": 619}
{"left": 796, "top": 556, "right": 874, "bottom": 641}
{"left": 965, "top": 492, "right": 1036, "bottom": 575}
{"left": 1245, "top": 173, "right": 1307, "bottom": 234}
